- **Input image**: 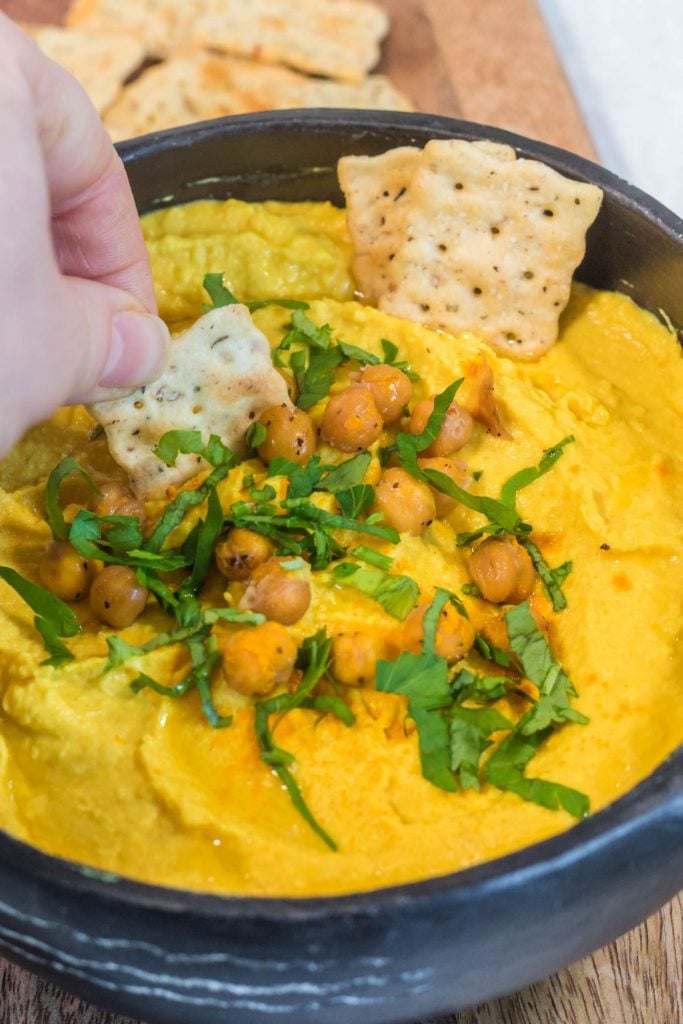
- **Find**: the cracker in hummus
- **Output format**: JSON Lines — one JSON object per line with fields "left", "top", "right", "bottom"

{"left": 90, "top": 304, "right": 290, "bottom": 499}
{"left": 376, "top": 140, "right": 603, "bottom": 357}
{"left": 339, "top": 141, "right": 517, "bottom": 305}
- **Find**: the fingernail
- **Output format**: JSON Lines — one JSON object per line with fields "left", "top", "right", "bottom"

{"left": 100, "top": 311, "right": 171, "bottom": 388}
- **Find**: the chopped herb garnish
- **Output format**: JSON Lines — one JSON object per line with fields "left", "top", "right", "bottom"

{"left": 44, "top": 457, "right": 99, "bottom": 542}
{"left": 449, "top": 705, "right": 513, "bottom": 791}
{"left": 332, "top": 562, "right": 419, "bottom": 620}
{"left": 376, "top": 589, "right": 456, "bottom": 791}
{"left": 0, "top": 566, "right": 81, "bottom": 666}
{"left": 521, "top": 539, "right": 572, "bottom": 612}
{"left": 202, "top": 272, "right": 238, "bottom": 309}
{"left": 153, "top": 429, "right": 235, "bottom": 470}
{"left": 461, "top": 582, "right": 482, "bottom": 598}
{"left": 352, "top": 545, "right": 393, "bottom": 570}
{"left": 245, "top": 421, "right": 267, "bottom": 451}
{"left": 485, "top": 728, "right": 589, "bottom": 818}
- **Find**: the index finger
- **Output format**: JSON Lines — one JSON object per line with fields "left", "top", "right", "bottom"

{"left": 4, "top": 15, "right": 157, "bottom": 312}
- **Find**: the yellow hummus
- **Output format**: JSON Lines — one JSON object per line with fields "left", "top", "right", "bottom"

{"left": 0, "top": 199, "right": 681, "bottom": 896}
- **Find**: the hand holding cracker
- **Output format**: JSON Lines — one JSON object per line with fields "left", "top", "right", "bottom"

{"left": 0, "top": 14, "right": 170, "bottom": 458}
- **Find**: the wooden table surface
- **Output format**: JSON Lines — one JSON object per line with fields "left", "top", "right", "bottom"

{"left": 0, "top": 0, "right": 681, "bottom": 1022}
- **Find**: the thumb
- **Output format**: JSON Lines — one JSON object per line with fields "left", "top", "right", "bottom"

{"left": 2, "top": 276, "right": 170, "bottom": 455}
{"left": 60, "top": 276, "right": 171, "bottom": 405}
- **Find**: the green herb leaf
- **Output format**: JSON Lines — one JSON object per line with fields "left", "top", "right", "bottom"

{"left": 376, "top": 589, "right": 456, "bottom": 790}
{"left": 335, "top": 483, "right": 375, "bottom": 520}
{"left": 254, "top": 689, "right": 337, "bottom": 850}
{"left": 177, "top": 486, "right": 224, "bottom": 598}
{"left": 281, "top": 309, "right": 333, "bottom": 350}
{"left": 499, "top": 436, "right": 574, "bottom": 508}
{"left": 380, "top": 338, "right": 418, "bottom": 380}
{"left": 0, "top": 566, "right": 81, "bottom": 667}
{"left": 296, "top": 346, "right": 344, "bottom": 410}
{"left": 267, "top": 456, "right": 325, "bottom": 498}
{"left": 245, "top": 421, "right": 267, "bottom": 451}
{"left": 332, "top": 563, "right": 418, "bottom": 620}
{"left": 246, "top": 298, "right": 309, "bottom": 313}
{"left": 449, "top": 705, "right": 513, "bottom": 791}
{"left": 450, "top": 667, "right": 510, "bottom": 703}
{"left": 203, "top": 273, "right": 238, "bottom": 308}
{"left": 145, "top": 463, "right": 233, "bottom": 554}
{"left": 153, "top": 430, "right": 235, "bottom": 469}
{"left": 44, "top": 457, "right": 99, "bottom": 542}
{"left": 505, "top": 601, "right": 588, "bottom": 734}
{"left": 69, "top": 511, "right": 189, "bottom": 572}
{"left": 352, "top": 545, "right": 393, "bottom": 570}
{"left": 473, "top": 633, "right": 512, "bottom": 668}
{"left": 337, "top": 341, "right": 380, "bottom": 364}
{"left": 485, "top": 728, "right": 589, "bottom": 818}
{"left": 521, "top": 539, "right": 572, "bottom": 612}
{"left": 317, "top": 452, "right": 371, "bottom": 493}
{"left": 461, "top": 582, "right": 482, "bottom": 598}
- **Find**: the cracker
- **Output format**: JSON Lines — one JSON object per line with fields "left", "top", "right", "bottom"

{"left": 22, "top": 24, "right": 145, "bottom": 113}
{"left": 104, "top": 52, "right": 411, "bottom": 141}
{"left": 338, "top": 141, "right": 514, "bottom": 303}
{"left": 191, "top": 0, "right": 388, "bottom": 82}
{"left": 379, "top": 139, "right": 602, "bottom": 358}
{"left": 90, "top": 304, "right": 290, "bottom": 499}
{"left": 66, "top": 0, "right": 189, "bottom": 59}
{"left": 67, "top": 0, "right": 388, "bottom": 79}
{"left": 338, "top": 147, "right": 421, "bottom": 302}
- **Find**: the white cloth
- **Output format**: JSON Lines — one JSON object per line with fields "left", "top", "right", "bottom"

{"left": 537, "top": 0, "right": 683, "bottom": 216}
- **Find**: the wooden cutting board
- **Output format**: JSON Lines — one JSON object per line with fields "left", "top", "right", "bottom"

{"left": 0, "top": 1, "right": 680, "bottom": 1023}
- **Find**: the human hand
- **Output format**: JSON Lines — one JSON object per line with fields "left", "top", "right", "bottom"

{"left": 0, "top": 14, "right": 171, "bottom": 456}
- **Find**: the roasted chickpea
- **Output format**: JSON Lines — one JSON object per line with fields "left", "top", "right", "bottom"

{"left": 402, "top": 601, "right": 475, "bottom": 663}
{"left": 89, "top": 482, "right": 144, "bottom": 521}
{"left": 39, "top": 541, "right": 97, "bottom": 602}
{"left": 417, "top": 456, "right": 470, "bottom": 518}
{"left": 320, "top": 387, "right": 383, "bottom": 452}
{"left": 331, "top": 631, "right": 386, "bottom": 687}
{"left": 372, "top": 467, "right": 436, "bottom": 535}
{"left": 89, "top": 565, "right": 149, "bottom": 628}
{"left": 358, "top": 364, "right": 413, "bottom": 424}
{"left": 239, "top": 558, "right": 311, "bottom": 625}
{"left": 215, "top": 528, "right": 273, "bottom": 581}
{"left": 215, "top": 621, "right": 297, "bottom": 696}
{"left": 469, "top": 536, "right": 536, "bottom": 604}
{"left": 256, "top": 404, "right": 316, "bottom": 466}
{"left": 407, "top": 396, "right": 473, "bottom": 456}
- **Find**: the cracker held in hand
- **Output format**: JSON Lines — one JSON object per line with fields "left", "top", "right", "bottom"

{"left": 338, "top": 142, "right": 515, "bottom": 303}
{"left": 349, "top": 140, "right": 602, "bottom": 358}
{"left": 90, "top": 305, "right": 290, "bottom": 499}
{"left": 104, "top": 52, "right": 411, "bottom": 141}
{"left": 22, "top": 24, "right": 145, "bottom": 113}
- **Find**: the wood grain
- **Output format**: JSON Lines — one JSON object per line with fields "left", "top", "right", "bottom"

{"left": 0, "top": 1, "right": 678, "bottom": 1023}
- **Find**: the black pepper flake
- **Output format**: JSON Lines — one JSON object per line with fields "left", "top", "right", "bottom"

{"left": 455, "top": 182, "right": 463, "bottom": 190}
{"left": 600, "top": 543, "right": 611, "bottom": 550}
{"left": 543, "top": 209, "right": 554, "bottom": 217}
{"left": 473, "top": 287, "right": 482, "bottom": 295}
{"left": 394, "top": 187, "right": 407, "bottom": 201}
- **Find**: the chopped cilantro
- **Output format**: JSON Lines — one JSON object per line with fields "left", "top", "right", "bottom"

{"left": 0, "top": 566, "right": 81, "bottom": 667}
{"left": 44, "top": 457, "right": 99, "bottom": 542}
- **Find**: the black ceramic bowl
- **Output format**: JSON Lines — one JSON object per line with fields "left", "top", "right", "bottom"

{"left": 0, "top": 111, "right": 681, "bottom": 1024}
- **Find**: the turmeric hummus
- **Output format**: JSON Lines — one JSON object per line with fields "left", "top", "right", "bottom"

{"left": 0, "top": 198, "right": 681, "bottom": 897}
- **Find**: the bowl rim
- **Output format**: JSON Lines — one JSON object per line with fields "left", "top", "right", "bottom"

{"left": 1, "top": 109, "right": 681, "bottom": 921}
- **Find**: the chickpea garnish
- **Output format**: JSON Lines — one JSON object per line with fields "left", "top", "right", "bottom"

{"left": 417, "top": 456, "right": 470, "bottom": 517}
{"left": 407, "top": 396, "right": 473, "bottom": 456}
{"left": 358, "top": 364, "right": 413, "bottom": 424}
{"left": 371, "top": 467, "right": 436, "bottom": 535}
{"left": 39, "top": 540, "right": 97, "bottom": 602}
{"left": 257, "top": 404, "right": 316, "bottom": 466}
{"left": 330, "top": 631, "right": 386, "bottom": 687}
{"left": 89, "top": 482, "right": 144, "bottom": 521}
{"left": 215, "top": 621, "right": 297, "bottom": 696}
{"left": 239, "top": 557, "right": 311, "bottom": 625}
{"left": 402, "top": 601, "right": 475, "bottom": 663}
{"left": 468, "top": 536, "right": 535, "bottom": 604}
{"left": 89, "top": 565, "right": 149, "bottom": 629}
{"left": 320, "top": 387, "right": 383, "bottom": 452}
{"left": 215, "top": 528, "right": 273, "bottom": 581}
